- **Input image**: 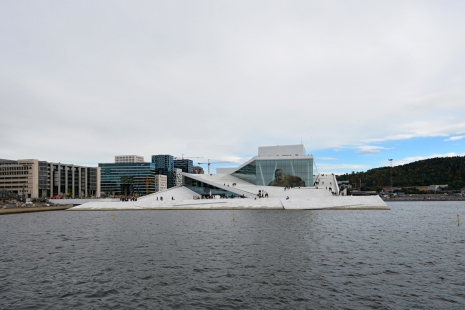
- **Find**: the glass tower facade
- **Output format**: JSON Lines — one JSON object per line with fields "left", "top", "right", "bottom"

{"left": 232, "top": 158, "right": 313, "bottom": 187}
{"left": 174, "top": 159, "right": 193, "bottom": 173}
{"left": 151, "top": 155, "right": 176, "bottom": 188}
{"left": 99, "top": 162, "right": 156, "bottom": 196}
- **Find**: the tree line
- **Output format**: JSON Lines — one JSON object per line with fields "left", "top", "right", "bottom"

{"left": 336, "top": 156, "right": 465, "bottom": 190}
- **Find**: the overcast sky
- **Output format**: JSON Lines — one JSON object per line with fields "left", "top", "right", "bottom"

{"left": 2, "top": 0, "right": 465, "bottom": 173}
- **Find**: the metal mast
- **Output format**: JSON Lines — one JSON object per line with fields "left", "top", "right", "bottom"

{"left": 388, "top": 159, "right": 393, "bottom": 193}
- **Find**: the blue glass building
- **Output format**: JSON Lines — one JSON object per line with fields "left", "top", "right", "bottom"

{"left": 99, "top": 162, "right": 156, "bottom": 196}
{"left": 174, "top": 159, "right": 193, "bottom": 173}
{"left": 151, "top": 155, "right": 176, "bottom": 188}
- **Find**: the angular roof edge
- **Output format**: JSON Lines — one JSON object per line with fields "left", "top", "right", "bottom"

{"left": 181, "top": 172, "right": 257, "bottom": 197}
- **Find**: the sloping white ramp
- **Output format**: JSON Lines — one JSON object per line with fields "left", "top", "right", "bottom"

{"left": 69, "top": 192, "right": 389, "bottom": 211}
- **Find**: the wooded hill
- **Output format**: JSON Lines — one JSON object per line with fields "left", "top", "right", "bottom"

{"left": 336, "top": 156, "right": 465, "bottom": 190}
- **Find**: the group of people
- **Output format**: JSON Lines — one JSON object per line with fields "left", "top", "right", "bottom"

{"left": 326, "top": 187, "right": 338, "bottom": 196}
{"left": 257, "top": 190, "right": 268, "bottom": 198}
{"left": 154, "top": 196, "right": 178, "bottom": 201}
{"left": 120, "top": 196, "right": 137, "bottom": 201}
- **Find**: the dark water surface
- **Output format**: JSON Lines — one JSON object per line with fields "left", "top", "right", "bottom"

{"left": 1, "top": 201, "right": 464, "bottom": 309}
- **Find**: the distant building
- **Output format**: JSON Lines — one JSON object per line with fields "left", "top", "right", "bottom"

{"left": 115, "top": 155, "right": 144, "bottom": 163}
{"left": 175, "top": 168, "right": 183, "bottom": 187}
{"left": 428, "top": 185, "right": 448, "bottom": 191}
{"left": 151, "top": 155, "right": 175, "bottom": 188}
{"left": 382, "top": 186, "right": 402, "bottom": 192}
{"left": 0, "top": 158, "right": 100, "bottom": 199}
{"left": 174, "top": 159, "right": 193, "bottom": 173}
{"left": 154, "top": 175, "right": 167, "bottom": 192}
{"left": 338, "top": 181, "right": 352, "bottom": 190}
{"left": 99, "top": 162, "right": 156, "bottom": 196}
{"left": 193, "top": 166, "right": 204, "bottom": 174}
{"left": 399, "top": 186, "right": 429, "bottom": 192}
{"left": 337, "top": 180, "right": 352, "bottom": 190}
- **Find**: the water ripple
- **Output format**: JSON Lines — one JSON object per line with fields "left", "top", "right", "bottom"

{"left": 1, "top": 201, "right": 464, "bottom": 309}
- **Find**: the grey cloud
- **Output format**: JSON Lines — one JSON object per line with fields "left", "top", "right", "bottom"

{"left": 1, "top": 1, "right": 465, "bottom": 163}
{"left": 356, "top": 145, "right": 389, "bottom": 155}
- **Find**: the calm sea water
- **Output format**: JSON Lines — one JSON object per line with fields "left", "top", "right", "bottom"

{"left": 1, "top": 201, "right": 464, "bottom": 309}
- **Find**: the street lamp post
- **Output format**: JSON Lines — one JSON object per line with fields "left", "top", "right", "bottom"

{"left": 388, "top": 159, "right": 393, "bottom": 194}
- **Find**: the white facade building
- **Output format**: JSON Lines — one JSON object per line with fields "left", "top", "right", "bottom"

{"left": 175, "top": 168, "right": 183, "bottom": 187}
{"left": 258, "top": 144, "right": 306, "bottom": 157}
{"left": 115, "top": 155, "right": 145, "bottom": 163}
{"left": 154, "top": 175, "right": 167, "bottom": 192}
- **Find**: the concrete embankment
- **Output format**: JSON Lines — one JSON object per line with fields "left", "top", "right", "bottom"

{"left": 327, "top": 205, "right": 391, "bottom": 210}
{"left": 68, "top": 195, "right": 390, "bottom": 211}
{"left": 0, "top": 205, "right": 72, "bottom": 215}
{"left": 385, "top": 197, "right": 465, "bottom": 202}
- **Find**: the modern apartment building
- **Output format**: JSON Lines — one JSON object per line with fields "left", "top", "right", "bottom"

{"left": 151, "top": 155, "right": 176, "bottom": 188}
{"left": 154, "top": 174, "right": 168, "bottom": 192}
{"left": 0, "top": 159, "right": 100, "bottom": 199}
{"left": 174, "top": 159, "right": 193, "bottom": 173}
{"left": 175, "top": 168, "right": 182, "bottom": 187}
{"left": 115, "top": 155, "right": 144, "bottom": 163}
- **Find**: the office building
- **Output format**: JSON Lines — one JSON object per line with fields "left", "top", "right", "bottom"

{"left": 99, "top": 162, "right": 157, "bottom": 196}
{"left": 115, "top": 155, "right": 144, "bottom": 163}
{"left": 0, "top": 158, "right": 100, "bottom": 199}
{"left": 151, "top": 155, "right": 176, "bottom": 188}
{"left": 154, "top": 175, "right": 167, "bottom": 192}
{"left": 174, "top": 159, "right": 193, "bottom": 173}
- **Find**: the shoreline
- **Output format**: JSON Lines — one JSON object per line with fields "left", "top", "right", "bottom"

{"left": 384, "top": 198, "right": 465, "bottom": 202}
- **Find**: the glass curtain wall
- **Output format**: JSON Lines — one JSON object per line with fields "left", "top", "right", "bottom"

{"left": 256, "top": 159, "right": 313, "bottom": 187}
{"left": 99, "top": 163, "right": 156, "bottom": 196}
{"left": 231, "top": 161, "right": 256, "bottom": 184}
{"left": 232, "top": 158, "right": 313, "bottom": 187}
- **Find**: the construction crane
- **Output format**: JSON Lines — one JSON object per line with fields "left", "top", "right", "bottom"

{"left": 145, "top": 177, "right": 154, "bottom": 195}
{"left": 197, "top": 159, "right": 234, "bottom": 175}
{"left": 174, "top": 155, "right": 204, "bottom": 160}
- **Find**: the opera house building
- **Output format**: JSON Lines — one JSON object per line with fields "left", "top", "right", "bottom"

{"left": 70, "top": 145, "right": 389, "bottom": 211}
